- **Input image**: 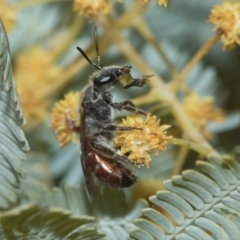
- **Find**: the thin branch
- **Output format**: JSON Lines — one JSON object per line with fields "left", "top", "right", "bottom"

{"left": 171, "top": 146, "right": 189, "bottom": 176}
{"left": 130, "top": 90, "right": 159, "bottom": 106}
{"left": 169, "top": 137, "right": 213, "bottom": 156}
{"left": 132, "top": 16, "right": 178, "bottom": 76}
{"left": 169, "top": 34, "right": 220, "bottom": 92}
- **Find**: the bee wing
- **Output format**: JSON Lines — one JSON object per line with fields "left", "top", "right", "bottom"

{"left": 80, "top": 95, "right": 100, "bottom": 197}
{"left": 81, "top": 152, "right": 100, "bottom": 197}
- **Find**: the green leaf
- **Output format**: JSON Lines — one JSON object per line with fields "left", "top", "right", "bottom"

{"left": 26, "top": 185, "right": 148, "bottom": 240}
{"left": 0, "top": 204, "right": 105, "bottom": 240}
{"left": 129, "top": 155, "right": 240, "bottom": 239}
{"left": 27, "top": 184, "right": 90, "bottom": 216}
{"left": 0, "top": 20, "right": 29, "bottom": 210}
{"left": 20, "top": 152, "right": 52, "bottom": 203}
{"left": 93, "top": 187, "right": 148, "bottom": 240}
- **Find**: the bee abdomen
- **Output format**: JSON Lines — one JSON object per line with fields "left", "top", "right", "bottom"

{"left": 87, "top": 151, "right": 137, "bottom": 188}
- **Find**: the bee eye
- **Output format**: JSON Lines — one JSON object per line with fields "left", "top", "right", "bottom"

{"left": 93, "top": 73, "right": 116, "bottom": 85}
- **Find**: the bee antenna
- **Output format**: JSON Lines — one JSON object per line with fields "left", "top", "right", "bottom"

{"left": 76, "top": 46, "right": 102, "bottom": 70}
{"left": 94, "top": 26, "right": 103, "bottom": 68}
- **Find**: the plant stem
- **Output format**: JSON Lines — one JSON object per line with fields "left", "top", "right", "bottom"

{"left": 132, "top": 16, "right": 178, "bottom": 76}
{"left": 147, "top": 103, "right": 170, "bottom": 116}
{"left": 130, "top": 90, "right": 159, "bottom": 106}
{"left": 171, "top": 146, "right": 189, "bottom": 176}
{"left": 169, "top": 137, "right": 213, "bottom": 156}
{"left": 114, "top": 2, "right": 148, "bottom": 29}
{"left": 169, "top": 34, "right": 219, "bottom": 92}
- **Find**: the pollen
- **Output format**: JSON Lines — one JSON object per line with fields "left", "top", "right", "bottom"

{"left": 208, "top": 1, "right": 240, "bottom": 50}
{"left": 182, "top": 92, "right": 225, "bottom": 138}
{"left": 73, "top": 0, "right": 112, "bottom": 18}
{"left": 114, "top": 114, "right": 172, "bottom": 168}
{"left": 51, "top": 91, "right": 80, "bottom": 147}
{"left": 15, "top": 47, "right": 61, "bottom": 128}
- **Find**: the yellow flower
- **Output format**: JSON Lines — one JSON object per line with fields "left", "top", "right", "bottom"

{"left": 51, "top": 92, "right": 80, "bottom": 147}
{"left": 114, "top": 114, "right": 172, "bottom": 168}
{"left": 0, "top": 1, "right": 16, "bottom": 31}
{"left": 73, "top": 0, "right": 112, "bottom": 18}
{"left": 182, "top": 92, "right": 225, "bottom": 138}
{"left": 15, "top": 47, "right": 61, "bottom": 128}
{"left": 209, "top": 1, "right": 240, "bottom": 50}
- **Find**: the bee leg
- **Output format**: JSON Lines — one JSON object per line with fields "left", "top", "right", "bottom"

{"left": 102, "top": 92, "right": 147, "bottom": 115}
{"left": 123, "top": 74, "right": 154, "bottom": 89}
{"left": 99, "top": 123, "right": 141, "bottom": 132}
{"left": 110, "top": 101, "right": 147, "bottom": 115}
{"left": 119, "top": 100, "right": 135, "bottom": 107}
{"left": 89, "top": 137, "right": 135, "bottom": 165}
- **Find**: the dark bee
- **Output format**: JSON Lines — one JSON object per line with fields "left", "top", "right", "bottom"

{"left": 78, "top": 27, "right": 152, "bottom": 195}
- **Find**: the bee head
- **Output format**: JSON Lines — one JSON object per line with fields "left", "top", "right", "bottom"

{"left": 77, "top": 27, "right": 134, "bottom": 88}
{"left": 92, "top": 65, "right": 132, "bottom": 86}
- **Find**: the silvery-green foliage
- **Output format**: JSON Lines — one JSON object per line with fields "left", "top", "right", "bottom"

{"left": 93, "top": 188, "right": 148, "bottom": 240}
{"left": 129, "top": 154, "right": 240, "bottom": 240}
{"left": 51, "top": 143, "right": 84, "bottom": 186}
{"left": 26, "top": 185, "right": 148, "bottom": 240}
{"left": 27, "top": 184, "right": 90, "bottom": 216}
{"left": 20, "top": 152, "right": 51, "bottom": 201}
{"left": 0, "top": 19, "right": 29, "bottom": 210}
{"left": 0, "top": 204, "right": 105, "bottom": 240}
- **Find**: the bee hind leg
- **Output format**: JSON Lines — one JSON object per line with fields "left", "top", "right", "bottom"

{"left": 99, "top": 123, "right": 141, "bottom": 132}
{"left": 89, "top": 136, "right": 135, "bottom": 166}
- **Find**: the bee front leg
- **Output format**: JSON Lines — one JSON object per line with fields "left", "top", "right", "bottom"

{"left": 110, "top": 101, "right": 147, "bottom": 115}
{"left": 123, "top": 74, "right": 154, "bottom": 89}
{"left": 101, "top": 90, "right": 147, "bottom": 115}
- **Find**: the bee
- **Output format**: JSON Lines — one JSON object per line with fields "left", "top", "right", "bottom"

{"left": 78, "top": 27, "right": 152, "bottom": 195}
